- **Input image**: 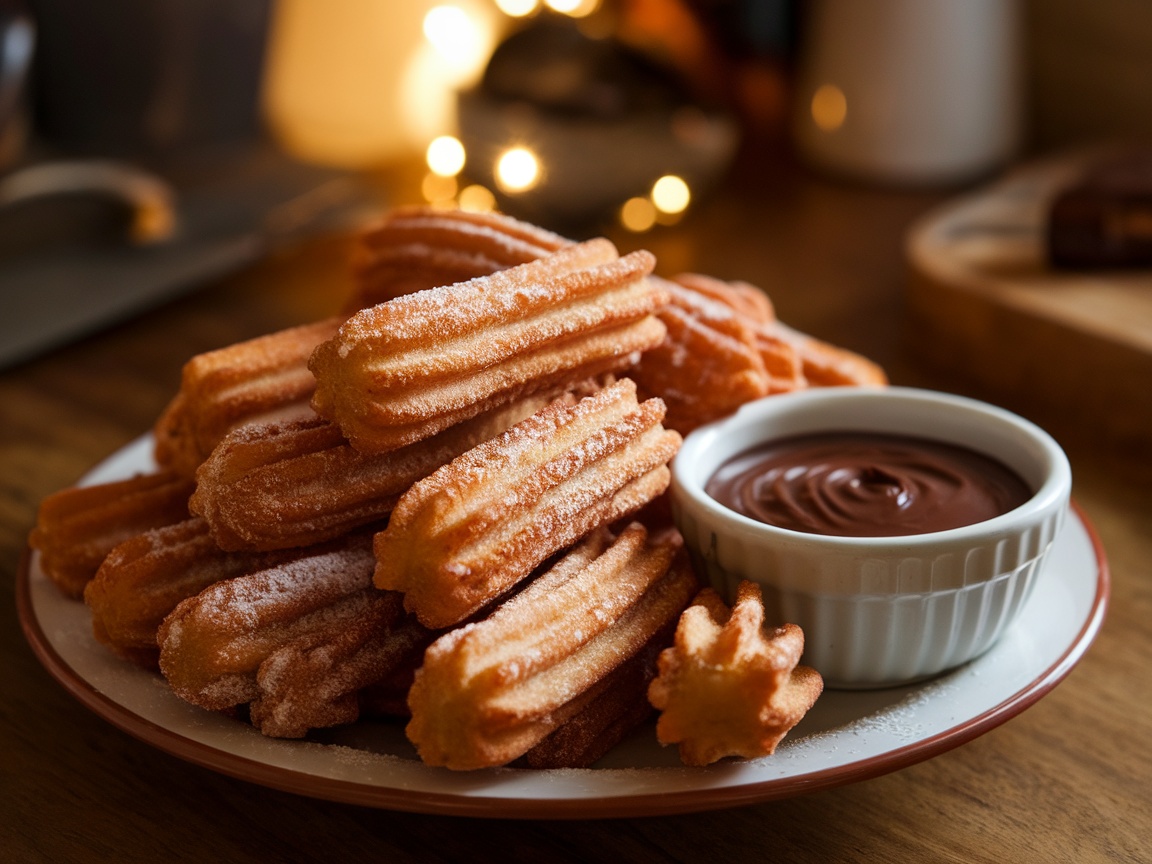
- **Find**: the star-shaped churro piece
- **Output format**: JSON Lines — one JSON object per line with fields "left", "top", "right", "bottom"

{"left": 648, "top": 580, "right": 823, "bottom": 766}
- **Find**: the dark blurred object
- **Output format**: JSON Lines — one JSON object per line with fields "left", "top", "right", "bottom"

{"left": 0, "top": 0, "right": 33, "bottom": 168}
{"left": 1048, "top": 149, "right": 1152, "bottom": 268}
{"left": 26, "top": 0, "right": 269, "bottom": 155}
{"left": 616, "top": 0, "right": 796, "bottom": 144}
{"left": 0, "top": 144, "right": 379, "bottom": 370}
{"left": 457, "top": 15, "right": 737, "bottom": 229}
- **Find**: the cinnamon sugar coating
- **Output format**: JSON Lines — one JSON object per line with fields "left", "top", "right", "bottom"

{"left": 30, "top": 471, "right": 195, "bottom": 599}
{"left": 648, "top": 581, "right": 823, "bottom": 766}
{"left": 309, "top": 239, "right": 669, "bottom": 453}
{"left": 406, "top": 522, "right": 698, "bottom": 770}
{"left": 374, "top": 378, "right": 682, "bottom": 628}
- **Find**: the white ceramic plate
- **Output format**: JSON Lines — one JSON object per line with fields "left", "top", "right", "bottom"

{"left": 18, "top": 437, "right": 1109, "bottom": 818}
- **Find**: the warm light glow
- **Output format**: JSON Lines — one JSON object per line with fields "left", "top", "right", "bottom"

{"left": 423, "top": 4, "right": 490, "bottom": 82}
{"left": 495, "top": 147, "right": 541, "bottom": 192}
{"left": 811, "top": 84, "right": 847, "bottom": 132}
{"left": 426, "top": 135, "right": 466, "bottom": 176}
{"left": 422, "top": 171, "right": 458, "bottom": 203}
{"left": 651, "top": 174, "right": 691, "bottom": 214}
{"left": 544, "top": 0, "right": 600, "bottom": 17}
{"left": 495, "top": 0, "right": 540, "bottom": 16}
{"left": 620, "top": 196, "right": 657, "bottom": 232}
{"left": 458, "top": 184, "right": 497, "bottom": 212}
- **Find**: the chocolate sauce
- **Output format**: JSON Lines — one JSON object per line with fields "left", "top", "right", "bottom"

{"left": 706, "top": 432, "right": 1031, "bottom": 537}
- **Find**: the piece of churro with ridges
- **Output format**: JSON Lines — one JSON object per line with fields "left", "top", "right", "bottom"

{"left": 310, "top": 239, "right": 668, "bottom": 454}
{"left": 406, "top": 522, "right": 698, "bottom": 770}
{"left": 153, "top": 317, "right": 342, "bottom": 477}
{"left": 631, "top": 279, "right": 773, "bottom": 434}
{"left": 158, "top": 534, "right": 395, "bottom": 713}
{"left": 189, "top": 388, "right": 565, "bottom": 552}
{"left": 350, "top": 206, "right": 569, "bottom": 307}
{"left": 374, "top": 378, "right": 682, "bottom": 628}
{"left": 84, "top": 518, "right": 297, "bottom": 668}
{"left": 30, "top": 471, "right": 196, "bottom": 599}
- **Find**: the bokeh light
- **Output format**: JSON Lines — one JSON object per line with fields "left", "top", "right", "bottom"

{"left": 651, "top": 175, "right": 691, "bottom": 214}
{"left": 495, "top": 0, "right": 540, "bottom": 16}
{"left": 458, "top": 184, "right": 497, "bottom": 212}
{"left": 620, "top": 196, "right": 657, "bottom": 232}
{"left": 426, "top": 135, "right": 467, "bottom": 176}
{"left": 496, "top": 147, "right": 541, "bottom": 192}
{"left": 422, "top": 172, "right": 458, "bottom": 204}
{"left": 811, "top": 84, "right": 848, "bottom": 132}
{"left": 423, "top": 4, "right": 490, "bottom": 82}
{"left": 544, "top": 0, "right": 600, "bottom": 17}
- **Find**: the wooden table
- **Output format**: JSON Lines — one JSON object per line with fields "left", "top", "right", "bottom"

{"left": 3, "top": 155, "right": 1148, "bottom": 863}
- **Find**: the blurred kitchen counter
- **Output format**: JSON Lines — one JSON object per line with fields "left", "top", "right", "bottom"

{"left": 2, "top": 153, "right": 1148, "bottom": 863}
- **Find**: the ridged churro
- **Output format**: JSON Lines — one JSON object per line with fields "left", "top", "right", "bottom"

{"left": 84, "top": 518, "right": 296, "bottom": 668}
{"left": 158, "top": 534, "right": 427, "bottom": 734}
{"left": 310, "top": 239, "right": 669, "bottom": 453}
{"left": 153, "top": 318, "right": 341, "bottom": 477}
{"left": 375, "top": 378, "right": 682, "bottom": 628}
{"left": 406, "top": 522, "right": 698, "bottom": 770}
{"left": 351, "top": 206, "right": 569, "bottom": 308}
{"left": 649, "top": 581, "right": 823, "bottom": 766}
{"left": 30, "top": 471, "right": 195, "bottom": 599}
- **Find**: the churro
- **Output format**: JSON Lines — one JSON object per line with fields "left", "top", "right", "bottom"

{"left": 189, "top": 388, "right": 557, "bottom": 552}
{"left": 30, "top": 471, "right": 195, "bottom": 599}
{"left": 351, "top": 206, "right": 569, "bottom": 307}
{"left": 406, "top": 522, "right": 698, "bottom": 770}
{"left": 309, "top": 239, "right": 668, "bottom": 453}
{"left": 375, "top": 378, "right": 682, "bottom": 628}
{"left": 84, "top": 518, "right": 296, "bottom": 668}
{"left": 648, "top": 581, "right": 823, "bottom": 766}
{"left": 153, "top": 318, "right": 341, "bottom": 477}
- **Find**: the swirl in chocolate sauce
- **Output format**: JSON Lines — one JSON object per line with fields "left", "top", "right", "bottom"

{"left": 705, "top": 432, "right": 1032, "bottom": 537}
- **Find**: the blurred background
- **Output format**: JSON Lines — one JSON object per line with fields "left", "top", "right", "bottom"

{"left": 1, "top": 0, "right": 1150, "bottom": 368}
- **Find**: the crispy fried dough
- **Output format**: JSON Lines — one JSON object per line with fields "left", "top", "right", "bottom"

{"left": 374, "top": 378, "right": 682, "bottom": 628}
{"left": 406, "top": 523, "right": 698, "bottom": 770}
{"left": 310, "top": 239, "right": 668, "bottom": 453}
{"left": 648, "top": 581, "right": 823, "bottom": 766}
{"left": 351, "top": 206, "right": 569, "bottom": 307}
{"left": 30, "top": 471, "right": 195, "bottom": 599}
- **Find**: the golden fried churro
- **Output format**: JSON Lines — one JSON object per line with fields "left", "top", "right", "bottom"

{"left": 375, "top": 378, "right": 682, "bottom": 628}
{"left": 158, "top": 534, "right": 397, "bottom": 715}
{"left": 351, "top": 206, "right": 570, "bottom": 308}
{"left": 190, "top": 389, "right": 568, "bottom": 552}
{"left": 30, "top": 471, "right": 195, "bottom": 599}
{"left": 671, "top": 273, "right": 776, "bottom": 324}
{"left": 648, "top": 581, "right": 823, "bottom": 766}
{"left": 309, "top": 239, "right": 668, "bottom": 453}
{"left": 631, "top": 279, "right": 774, "bottom": 434}
{"left": 760, "top": 321, "right": 888, "bottom": 388}
{"left": 519, "top": 625, "right": 670, "bottom": 769}
{"left": 84, "top": 518, "right": 295, "bottom": 668}
{"left": 406, "top": 522, "right": 698, "bottom": 770}
{"left": 249, "top": 600, "right": 433, "bottom": 738}
{"left": 153, "top": 318, "right": 342, "bottom": 477}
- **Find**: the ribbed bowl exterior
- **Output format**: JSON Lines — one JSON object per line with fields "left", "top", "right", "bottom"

{"left": 674, "top": 500, "right": 1066, "bottom": 687}
{"left": 670, "top": 387, "right": 1074, "bottom": 689}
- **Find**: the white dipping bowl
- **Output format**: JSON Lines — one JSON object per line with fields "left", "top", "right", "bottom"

{"left": 670, "top": 386, "right": 1072, "bottom": 688}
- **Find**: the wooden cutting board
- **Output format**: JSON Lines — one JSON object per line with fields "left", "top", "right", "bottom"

{"left": 904, "top": 147, "right": 1152, "bottom": 451}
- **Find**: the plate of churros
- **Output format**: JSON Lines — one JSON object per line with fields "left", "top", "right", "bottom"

{"left": 19, "top": 208, "right": 1109, "bottom": 818}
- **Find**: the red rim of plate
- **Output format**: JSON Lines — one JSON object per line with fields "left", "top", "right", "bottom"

{"left": 16, "top": 501, "right": 1109, "bottom": 820}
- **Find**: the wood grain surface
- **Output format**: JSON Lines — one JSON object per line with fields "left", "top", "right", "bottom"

{"left": 3, "top": 155, "right": 1148, "bottom": 863}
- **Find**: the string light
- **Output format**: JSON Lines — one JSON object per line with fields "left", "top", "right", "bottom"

{"left": 458, "top": 184, "right": 497, "bottom": 212}
{"left": 426, "top": 135, "right": 466, "bottom": 176}
{"left": 620, "top": 196, "right": 657, "bottom": 232}
{"left": 544, "top": 0, "right": 600, "bottom": 17}
{"left": 495, "top": 147, "right": 541, "bottom": 192}
{"left": 494, "top": 0, "right": 539, "bottom": 16}
{"left": 651, "top": 174, "right": 690, "bottom": 215}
